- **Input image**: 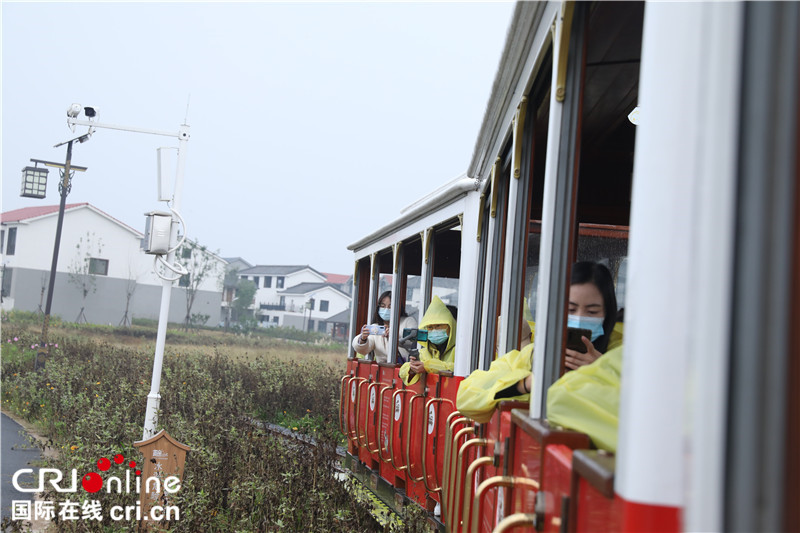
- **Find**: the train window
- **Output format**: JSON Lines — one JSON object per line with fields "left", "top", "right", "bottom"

{"left": 401, "top": 238, "right": 423, "bottom": 325}
{"left": 575, "top": 224, "right": 629, "bottom": 313}
{"left": 520, "top": 49, "right": 553, "bottom": 347}
{"left": 566, "top": 1, "right": 643, "bottom": 342}
{"left": 375, "top": 249, "right": 394, "bottom": 302}
{"left": 574, "top": 2, "right": 642, "bottom": 228}
{"left": 430, "top": 221, "right": 461, "bottom": 315}
{"left": 350, "top": 257, "right": 372, "bottom": 358}
{"left": 533, "top": 2, "right": 643, "bottom": 393}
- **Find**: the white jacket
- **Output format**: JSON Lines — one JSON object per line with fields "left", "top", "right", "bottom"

{"left": 351, "top": 315, "right": 418, "bottom": 364}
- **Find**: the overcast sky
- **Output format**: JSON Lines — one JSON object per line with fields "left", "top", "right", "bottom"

{"left": 2, "top": 1, "right": 514, "bottom": 275}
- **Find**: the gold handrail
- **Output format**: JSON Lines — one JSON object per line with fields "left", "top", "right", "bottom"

{"left": 375, "top": 383, "right": 394, "bottom": 461}
{"left": 446, "top": 425, "right": 475, "bottom": 530}
{"left": 365, "top": 382, "right": 380, "bottom": 453}
{"left": 441, "top": 411, "right": 466, "bottom": 524}
{"left": 388, "top": 388, "right": 413, "bottom": 471}
{"left": 462, "top": 455, "right": 494, "bottom": 532}
{"left": 493, "top": 512, "right": 537, "bottom": 533}
{"left": 453, "top": 438, "right": 488, "bottom": 532}
{"left": 471, "top": 476, "right": 540, "bottom": 533}
{"left": 348, "top": 377, "right": 366, "bottom": 446}
{"left": 338, "top": 374, "right": 350, "bottom": 435}
{"left": 421, "top": 397, "right": 455, "bottom": 494}
{"left": 404, "top": 391, "right": 427, "bottom": 482}
{"left": 443, "top": 415, "right": 470, "bottom": 530}
{"left": 356, "top": 377, "right": 371, "bottom": 447}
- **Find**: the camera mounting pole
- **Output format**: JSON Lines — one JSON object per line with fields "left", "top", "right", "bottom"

{"left": 68, "top": 113, "right": 191, "bottom": 440}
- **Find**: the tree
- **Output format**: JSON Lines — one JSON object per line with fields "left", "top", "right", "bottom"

{"left": 221, "top": 267, "right": 241, "bottom": 329}
{"left": 119, "top": 263, "right": 140, "bottom": 327}
{"left": 175, "top": 239, "right": 222, "bottom": 330}
{"left": 68, "top": 232, "right": 104, "bottom": 323}
{"left": 230, "top": 279, "right": 257, "bottom": 331}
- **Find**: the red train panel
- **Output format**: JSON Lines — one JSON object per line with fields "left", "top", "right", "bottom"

{"left": 376, "top": 364, "right": 405, "bottom": 487}
{"left": 540, "top": 444, "right": 573, "bottom": 533}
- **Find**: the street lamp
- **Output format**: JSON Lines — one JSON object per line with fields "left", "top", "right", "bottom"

{"left": 21, "top": 165, "right": 49, "bottom": 198}
{"left": 66, "top": 103, "right": 191, "bottom": 440}
{"left": 23, "top": 134, "right": 90, "bottom": 370}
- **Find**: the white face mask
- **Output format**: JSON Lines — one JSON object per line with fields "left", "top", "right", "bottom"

{"left": 378, "top": 308, "right": 391, "bottom": 321}
{"left": 567, "top": 314, "right": 605, "bottom": 341}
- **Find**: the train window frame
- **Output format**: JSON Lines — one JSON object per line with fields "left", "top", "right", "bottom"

{"left": 349, "top": 257, "right": 372, "bottom": 359}
{"left": 388, "top": 237, "right": 423, "bottom": 363}
{"left": 515, "top": 46, "right": 552, "bottom": 355}
{"left": 479, "top": 152, "right": 511, "bottom": 370}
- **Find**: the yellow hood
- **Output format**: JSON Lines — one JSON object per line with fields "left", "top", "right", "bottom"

{"left": 419, "top": 295, "right": 457, "bottom": 355}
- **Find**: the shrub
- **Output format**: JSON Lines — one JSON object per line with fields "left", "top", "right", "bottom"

{"left": 1, "top": 333, "right": 384, "bottom": 531}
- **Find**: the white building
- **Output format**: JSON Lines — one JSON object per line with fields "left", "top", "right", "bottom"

{"left": 238, "top": 265, "right": 351, "bottom": 333}
{"left": 1, "top": 203, "right": 226, "bottom": 326}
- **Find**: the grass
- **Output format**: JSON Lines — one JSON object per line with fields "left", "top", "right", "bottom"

{"left": 0, "top": 312, "right": 431, "bottom": 532}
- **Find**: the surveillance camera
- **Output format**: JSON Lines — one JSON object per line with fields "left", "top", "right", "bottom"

{"left": 67, "top": 103, "right": 82, "bottom": 118}
{"left": 83, "top": 106, "right": 98, "bottom": 118}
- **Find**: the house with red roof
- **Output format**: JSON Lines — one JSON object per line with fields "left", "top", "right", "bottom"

{"left": 1, "top": 203, "right": 226, "bottom": 326}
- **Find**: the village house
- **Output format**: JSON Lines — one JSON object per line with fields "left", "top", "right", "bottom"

{"left": 236, "top": 265, "right": 351, "bottom": 335}
{"left": 0, "top": 203, "right": 226, "bottom": 326}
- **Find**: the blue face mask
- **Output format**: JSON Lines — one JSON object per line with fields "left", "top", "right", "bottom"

{"left": 427, "top": 329, "right": 449, "bottom": 346}
{"left": 567, "top": 315, "right": 605, "bottom": 342}
{"left": 378, "top": 308, "right": 391, "bottom": 321}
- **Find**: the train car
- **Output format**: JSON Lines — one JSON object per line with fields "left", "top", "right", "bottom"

{"left": 341, "top": 1, "right": 799, "bottom": 531}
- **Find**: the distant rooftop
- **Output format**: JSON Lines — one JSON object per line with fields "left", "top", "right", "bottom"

{"left": 324, "top": 273, "right": 351, "bottom": 284}
{"left": 1, "top": 203, "right": 141, "bottom": 235}
{"left": 239, "top": 265, "right": 323, "bottom": 277}
{"left": 279, "top": 282, "right": 350, "bottom": 298}
{"left": 1, "top": 203, "right": 88, "bottom": 223}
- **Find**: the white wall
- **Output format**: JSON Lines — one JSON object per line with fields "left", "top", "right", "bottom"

{"left": 3, "top": 206, "right": 224, "bottom": 292}
{"left": 4, "top": 206, "right": 158, "bottom": 285}
{"left": 248, "top": 268, "right": 326, "bottom": 306}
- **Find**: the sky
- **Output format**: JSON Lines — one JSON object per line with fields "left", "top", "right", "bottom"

{"left": 1, "top": 1, "right": 515, "bottom": 275}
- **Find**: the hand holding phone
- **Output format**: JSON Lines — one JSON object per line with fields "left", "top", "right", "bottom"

{"left": 566, "top": 327, "right": 592, "bottom": 354}
{"left": 564, "top": 327, "right": 602, "bottom": 370}
{"left": 367, "top": 324, "right": 386, "bottom": 335}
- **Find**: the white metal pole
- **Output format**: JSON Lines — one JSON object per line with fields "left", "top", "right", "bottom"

{"left": 143, "top": 124, "right": 190, "bottom": 440}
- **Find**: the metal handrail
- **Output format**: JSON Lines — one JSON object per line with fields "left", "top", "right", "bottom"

{"left": 493, "top": 512, "right": 537, "bottom": 532}
{"left": 375, "top": 383, "right": 394, "bottom": 461}
{"left": 365, "top": 381, "right": 380, "bottom": 453}
{"left": 338, "top": 374, "right": 350, "bottom": 435}
{"left": 446, "top": 425, "right": 475, "bottom": 530}
{"left": 348, "top": 377, "right": 366, "bottom": 445}
{"left": 453, "top": 438, "right": 487, "bottom": 532}
{"left": 388, "top": 388, "right": 414, "bottom": 471}
{"left": 421, "top": 397, "right": 455, "bottom": 494}
{"left": 442, "top": 412, "right": 467, "bottom": 523}
{"left": 404, "top": 391, "right": 427, "bottom": 482}
{"left": 356, "top": 377, "right": 371, "bottom": 447}
{"left": 471, "top": 476, "right": 540, "bottom": 533}
{"left": 462, "top": 455, "right": 494, "bottom": 532}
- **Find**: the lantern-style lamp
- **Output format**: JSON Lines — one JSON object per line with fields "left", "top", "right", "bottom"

{"left": 21, "top": 165, "right": 49, "bottom": 198}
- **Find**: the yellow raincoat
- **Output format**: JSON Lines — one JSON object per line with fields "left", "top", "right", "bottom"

{"left": 456, "top": 342, "right": 534, "bottom": 423}
{"left": 546, "top": 344, "right": 622, "bottom": 452}
{"left": 455, "top": 322, "right": 624, "bottom": 424}
{"left": 399, "top": 296, "right": 456, "bottom": 385}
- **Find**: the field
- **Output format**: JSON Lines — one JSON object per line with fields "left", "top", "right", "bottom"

{"left": 0, "top": 311, "right": 428, "bottom": 532}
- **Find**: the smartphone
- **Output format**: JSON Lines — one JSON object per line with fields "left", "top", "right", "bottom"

{"left": 566, "top": 327, "right": 592, "bottom": 353}
{"left": 368, "top": 324, "right": 386, "bottom": 335}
